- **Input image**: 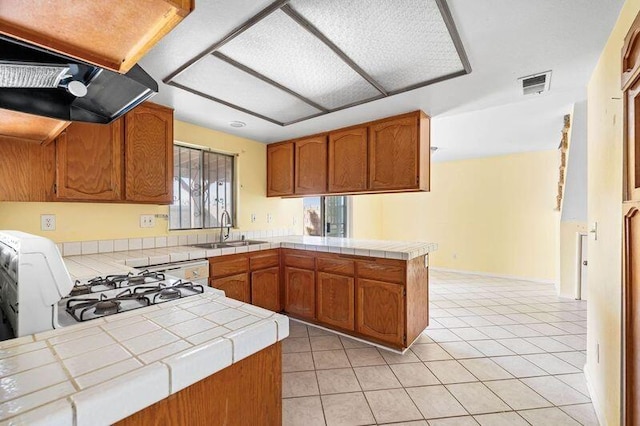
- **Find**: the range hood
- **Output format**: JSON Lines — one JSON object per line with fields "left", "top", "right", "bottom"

{"left": 0, "top": 35, "right": 157, "bottom": 124}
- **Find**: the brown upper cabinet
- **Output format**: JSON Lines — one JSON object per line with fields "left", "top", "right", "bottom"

{"left": 0, "top": 102, "right": 174, "bottom": 204}
{"left": 55, "top": 120, "right": 124, "bottom": 201}
{"left": 124, "top": 103, "right": 174, "bottom": 204}
{"left": 369, "top": 113, "right": 427, "bottom": 191}
{"left": 623, "top": 13, "right": 640, "bottom": 202}
{"left": 0, "top": 1, "right": 194, "bottom": 73}
{"left": 266, "top": 142, "right": 295, "bottom": 197}
{"left": 295, "top": 135, "right": 328, "bottom": 195}
{"left": 0, "top": 136, "right": 55, "bottom": 202}
{"left": 328, "top": 127, "right": 368, "bottom": 193}
{"left": 266, "top": 111, "right": 430, "bottom": 197}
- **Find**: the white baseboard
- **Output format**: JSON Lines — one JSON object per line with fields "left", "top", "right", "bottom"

{"left": 430, "top": 267, "right": 555, "bottom": 285}
{"left": 584, "top": 365, "right": 607, "bottom": 426}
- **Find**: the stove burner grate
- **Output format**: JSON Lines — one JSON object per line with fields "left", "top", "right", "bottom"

{"left": 65, "top": 289, "right": 151, "bottom": 322}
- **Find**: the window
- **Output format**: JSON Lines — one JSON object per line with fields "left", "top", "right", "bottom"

{"left": 303, "top": 196, "right": 349, "bottom": 237}
{"left": 170, "top": 145, "right": 235, "bottom": 230}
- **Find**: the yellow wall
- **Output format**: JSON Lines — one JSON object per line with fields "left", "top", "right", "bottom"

{"left": 585, "top": 0, "right": 636, "bottom": 423}
{"left": 351, "top": 150, "right": 561, "bottom": 282}
{"left": 558, "top": 221, "right": 588, "bottom": 298}
{"left": 350, "top": 194, "right": 384, "bottom": 239}
{"left": 0, "top": 120, "right": 303, "bottom": 242}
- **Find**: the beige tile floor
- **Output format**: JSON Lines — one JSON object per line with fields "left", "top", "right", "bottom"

{"left": 282, "top": 270, "right": 598, "bottom": 426}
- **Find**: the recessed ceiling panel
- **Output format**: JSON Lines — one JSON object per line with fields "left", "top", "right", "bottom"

{"left": 289, "top": 0, "right": 465, "bottom": 92}
{"left": 173, "top": 55, "right": 322, "bottom": 124}
{"left": 218, "top": 9, "right": 382, "bottom": 110}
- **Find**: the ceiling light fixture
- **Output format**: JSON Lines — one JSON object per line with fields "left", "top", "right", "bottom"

{"left": 229, "top": 121, "right": 246, "bottom": 128}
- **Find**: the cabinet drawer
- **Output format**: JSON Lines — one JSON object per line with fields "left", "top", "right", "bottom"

{"left": 284, "top": 253, "right": 315, "bottom": 270}
{"left": 250, "top": 250, "right": 279, "bottom": 270}
{"left": 210, "top": 255, "right": 249, "bottom": 278}
{"left": 357, "top": 260, "right": 405, "bottom": 284}
{"left": 317, "top": 257, "right": 354, "bottom": 275}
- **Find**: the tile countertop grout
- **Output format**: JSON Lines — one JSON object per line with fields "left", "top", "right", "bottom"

{"left": 0, "top": 236, "right": 436, "bottom": 424}
{"left": 0, "top": 289, "right": 289, "bottom": 425}
{"left": 62, "top": 236, "right": 438, "bottom": 281}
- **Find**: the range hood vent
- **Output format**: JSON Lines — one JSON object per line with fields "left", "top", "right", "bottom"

{"left": 0, "top": 36, "right": 158, "bottom": 124}
{"left": 519, "top": 71, "right": 551, "bottom": 96}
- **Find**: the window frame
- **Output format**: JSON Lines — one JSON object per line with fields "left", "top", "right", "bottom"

{"left": 170, "top": 142, "right": 238, "bottom": 231}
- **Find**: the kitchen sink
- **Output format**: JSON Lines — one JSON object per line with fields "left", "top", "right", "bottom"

{"left": 189, "top": 240, "right": 267, "bottom": 249}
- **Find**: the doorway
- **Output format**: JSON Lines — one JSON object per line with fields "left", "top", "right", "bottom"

{"left": 576, "top": 233, "right": 588, "bottom": 300}
{"left": 303, "top": 196, "right": 349, "bottom": 237}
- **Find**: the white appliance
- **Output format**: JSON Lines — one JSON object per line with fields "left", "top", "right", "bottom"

{"left": 136, "top": 259, "right": 209, "bottom": 286}
{"left": 0, "top": 231, "right": 74, "bottom": 336}
{"left": 0, "top": 231, "right": 214, "bottom": 338}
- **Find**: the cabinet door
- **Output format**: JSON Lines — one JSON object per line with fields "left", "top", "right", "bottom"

{"left": 56, "top": 120, "right": 123, "bottom": 201}
{"left": 369, "top": 115, "right": 419, "bottom": 191}
{"left": 124, "top": 103, "right": 173, "bottom": 203}
{"left": 284, "top": 267, "right": 315, "bottom": 319}
{"left": 328, "top": 127, "right": 367, "bottom": 192}
{"left": 356, "top": 278, "right": 405, "bottom": 346}
{"left": 211, "top": 273, "right": 250, "bottom": 303}
{"left": 317, "top": 272, "right": 354, "bottom": 331}
{"left": 251, "top": 267, "right": 281, "bottom": 312}
{"left": 0, "top": 136, "right": 55, "bottom": 202}
{"left": 295, "top": 136, "right": 327, "bottom": 195}
{"left": 267, "top": 142, "right": 294, "bottom": 197}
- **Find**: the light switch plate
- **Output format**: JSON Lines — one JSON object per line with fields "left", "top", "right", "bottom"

{"left": 41, "top": 214, "right": 56, "bottom": 231}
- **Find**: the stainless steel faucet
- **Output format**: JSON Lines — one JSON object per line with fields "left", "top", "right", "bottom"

{"left": 219, "top": 209, "right": 231, "bottom": 242}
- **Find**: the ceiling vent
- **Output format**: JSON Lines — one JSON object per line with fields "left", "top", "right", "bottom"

{"left": 519, "top": 71, "right": 551, "bottom": 95}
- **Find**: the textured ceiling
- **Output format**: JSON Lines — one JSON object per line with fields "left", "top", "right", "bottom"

{"left": 140, "top": 0, "right": 624, "bottom": 161}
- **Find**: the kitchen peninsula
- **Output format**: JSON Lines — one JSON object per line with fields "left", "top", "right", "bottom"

{"left": 0, "top": 235, "right": 435, "bottom": 425}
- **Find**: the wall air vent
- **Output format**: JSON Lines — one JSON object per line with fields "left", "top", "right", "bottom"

{"left": 519, "top": 71, "right": 551, "bottom": 95}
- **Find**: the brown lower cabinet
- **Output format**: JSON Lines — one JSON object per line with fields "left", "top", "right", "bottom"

{"left": 209, "top": 250, "right": 281, "bottom": 310}
{"left": 356, "top": 278, "right": 405, "bottom": 346}
{"left": 251, "top": 267, "right": 280, "bottom": 312}
{"left": 211, "top": 273, "right": 250, "bottom": 303}
{"left": 283, "top": 267, "right": 316, "bottom": 320}
{"left": 208, "top": 248, "right": 428, "bottom": 350}
{"left": 116, "top": 341, "right": 281, "bottom": 426}
{"left": 317, "top": 272, "right": 355, "bottom": 331}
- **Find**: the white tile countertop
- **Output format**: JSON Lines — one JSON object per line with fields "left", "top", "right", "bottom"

{"left": 61, "top": 236, "right": 438, "bottom": 280}
{"left": 0, "top": 289, "right": 289, "bottom": 425}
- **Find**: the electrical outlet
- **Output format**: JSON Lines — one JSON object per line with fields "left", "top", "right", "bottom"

{"left": 596, "top": 343, "right": 600, "bottom": 364}
{"left": 139, "top": 215, "right": 155, "bottom": 228}
{"left": 452, "top": 253, "right": 457, "bottom": 260}
{"left": 41, "top": 214, "right": 56, "bottom": 231}
{"left": 250, "top": 213, "right": 256, "bottom": 223}
{"left": 267, "top": 213, "right": 273, "bottom": 223}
